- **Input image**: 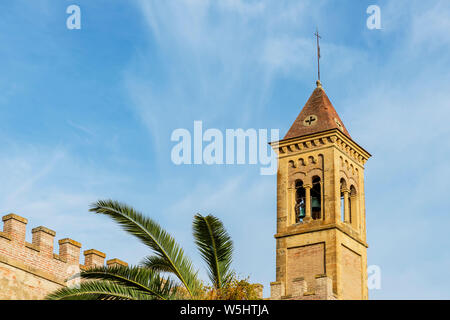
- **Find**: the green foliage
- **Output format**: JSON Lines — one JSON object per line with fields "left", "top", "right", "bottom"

{"left": 46, "top": 280, "right": 157, "bottom": 300}
{"left": 46, "top": 265, "right": 179, "bottom": 300}
{"left": 47, "top": 199, "right": 257, "bottom": 300}
{"left": 193, "top": 214, "right": 233, "bottom": 289}
{"left": 89, "top": 200, "right": 201, "bottom": 297}
{"left": 141, "top": 255, "right": 175, "bottom": 274}
{"left": 199, "top": 274, "right": 262, "bottom": 300}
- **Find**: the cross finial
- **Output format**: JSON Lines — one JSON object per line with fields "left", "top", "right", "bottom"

{"left": 314, "top": 27, "right": 322, "bottom": 87}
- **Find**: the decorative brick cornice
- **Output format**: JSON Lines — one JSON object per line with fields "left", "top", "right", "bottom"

{"left": 25, "top": 242, "right": 40, "bottom": 252}
{"left": 271, "top": 129, "right": 371, "bottom": 166}
{"left": 84, "top": 249, "right": 106, "bottom": 258}
{"left": 274, "top": 222, "right": 368, "bottom": 248}
{"left": 107, "top": 258, "right": 128, "bottom": 267}
{"left": 0, "top": 231, "right": 11, "bottom": 241}
{"left": 53, "top": 253, "right": 65, "bottom": 262}
{"left": 2, "top": 213, "right": 28, "bottom": 224}
{"left": 58, "top": 238, "right": 82, "bottom": 248}
{"left": 32, "top": 226, "right": 56, "bottom": 236}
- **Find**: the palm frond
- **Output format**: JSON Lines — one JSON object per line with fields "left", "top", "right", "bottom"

{"left": 141, "top": 255, "right": 174, "bottom": 274}
{"left": 74, "top": 265, "right": 178, "bottom": 300}
{"left": 193, "top": 214, "right": 233, "bottom": 289}
{"left": 89, "top": 200, "right": 200, "bottom": 297}
{"left": 45, "top": 280, "right": 155, "bottom": 300}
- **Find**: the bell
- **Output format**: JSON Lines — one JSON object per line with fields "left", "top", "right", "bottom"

{"left": 298, "top": 206, "right": 306, "bottom": 219}
{"left": 311, "top": 197, "right": 321, "bottom": 210}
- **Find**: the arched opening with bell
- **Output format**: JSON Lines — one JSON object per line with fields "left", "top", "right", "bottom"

{"left": 340, "top": 178, "right": 347, "bottom": 222}
{"left": 295, "top": 180, "right": 306, "bottom": 223}
{"left": 311, "top": 176, "right": 322, "bottom": 220}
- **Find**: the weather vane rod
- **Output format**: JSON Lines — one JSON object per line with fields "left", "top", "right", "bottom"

{"left": 314, "top": 27, "right": 321, "bottom": 84}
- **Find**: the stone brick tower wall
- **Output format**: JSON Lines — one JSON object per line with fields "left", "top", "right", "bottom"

{"left": 270, "top": 81, "right": 371, "bottom": 300}
{"left": 0, "top": 213, "right": 127, "bottom": 300}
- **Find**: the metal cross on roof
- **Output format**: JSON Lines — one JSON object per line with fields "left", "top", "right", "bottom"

{"left": 314, "top": 28, "right": 321, "bottom": 82}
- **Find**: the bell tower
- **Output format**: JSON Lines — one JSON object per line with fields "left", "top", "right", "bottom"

{"left": 270, "top": 81, "right": 371, "bottom": 300}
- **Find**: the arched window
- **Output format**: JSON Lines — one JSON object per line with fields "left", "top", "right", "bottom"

{"left": 295, "top": 180, "right": 306, "bottom": 223}
{"left": 349, "top": 185, "right": 357, "bottom": 226}
{"left": 348, "top": 195, "right": 352, "bottom": 224}
{"left": 340, "top": 178, "right": 347, "bottom": 222}
{"left": 311, "top": 176, "right": 322, "bottom": 220}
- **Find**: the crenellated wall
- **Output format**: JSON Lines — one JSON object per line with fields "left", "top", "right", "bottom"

{"left": 270, "top": 274, "right": 337, "bottom": 300}
{"left": 0, "top": 213, "right": 127, "bottom": 300}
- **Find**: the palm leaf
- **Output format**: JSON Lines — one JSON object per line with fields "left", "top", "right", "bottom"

{"left": 89, "top": 200, "right": 200, "bottom": 297}
{"left": 193, "top": 214, "right": 233, "bottom": 289}
{"left": 73, "top": 265, "right": 178, "bottom": 300}
{"left": 45, "top": 280, "right": 155, "bottom": 300}
{"left": 141, "top": 255, "right": 174, "bottom": 274}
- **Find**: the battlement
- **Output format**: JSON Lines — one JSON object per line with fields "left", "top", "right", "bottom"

{"left": 270, "top": 274, "right": 337, "bottom": 300}
{"left": 0, "top": 213, "right": 127, "bottom": 299}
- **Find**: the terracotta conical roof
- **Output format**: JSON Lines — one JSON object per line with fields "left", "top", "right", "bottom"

{"left": 283, "top": 81, "right": 351, "bottom": 140}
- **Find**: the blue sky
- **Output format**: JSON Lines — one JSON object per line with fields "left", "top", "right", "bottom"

{"left": 0, "top": 0, "right": 449, "bottom": 299}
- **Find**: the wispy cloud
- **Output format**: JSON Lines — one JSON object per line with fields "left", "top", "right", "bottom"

{"left": 4, "top": 148, "right": 65, "bottom": 205}
{"left": 67, "top": 120, "right": 95, "bottom": 136}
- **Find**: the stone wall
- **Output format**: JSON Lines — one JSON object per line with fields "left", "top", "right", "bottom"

{"left": 340, "top": 244, "right": 362, "bottom": 300}
{"left": 286, "top": 243, "right": 325, "bottom": 295}
{"left": 0, "top": 213, "right": 127, "bottom": 300}
{"left": 271, "top": 274, "right": 337, "bottom": 300}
